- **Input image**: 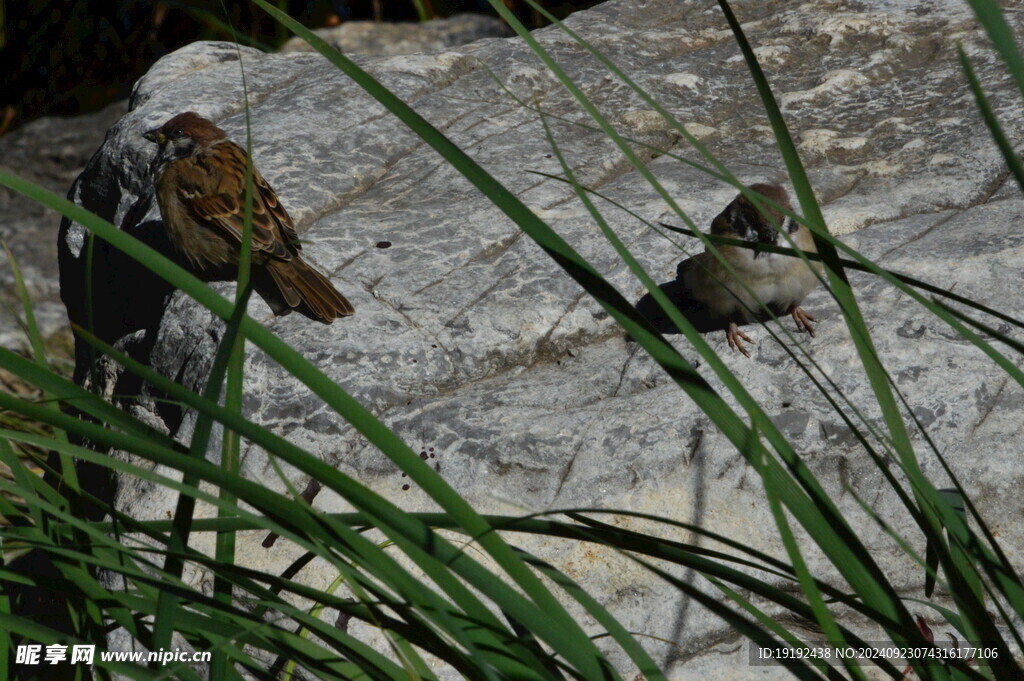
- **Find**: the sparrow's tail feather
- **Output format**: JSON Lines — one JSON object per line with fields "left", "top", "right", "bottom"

{"left": 263, "top": 258, "right": 354, "bottom": 324}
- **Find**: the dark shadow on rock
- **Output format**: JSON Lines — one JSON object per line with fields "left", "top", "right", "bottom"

{"left": 664, "top": 426, "right": 708, "bottom": 669}
{"left": 633, "top": 271, "right": 719, "bottom": 666}
{"left": 62, "top": 209, "right": 184, "bottom": 442}
{"left": 636, "top": 279, "right": 688, "bottom": 335}
{"left": 61, "top": 213, "right": 178, "bottom": 362}
{"left": 633, "top": 268, "right": 718, "bottom": 338}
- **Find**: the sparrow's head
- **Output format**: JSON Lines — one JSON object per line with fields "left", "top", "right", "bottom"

{"left": 711, "top": 184, "right": 795, "bottom": 257}
{"left": 143, "top": 112, "right": 227, "bottom": 163}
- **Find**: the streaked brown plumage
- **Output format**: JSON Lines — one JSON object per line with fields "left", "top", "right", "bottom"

{"left": 675, "top": 184, "right": 822, "bottom": 357}
{"left": 143, "top": 112, "right": 354, "bottom": 324}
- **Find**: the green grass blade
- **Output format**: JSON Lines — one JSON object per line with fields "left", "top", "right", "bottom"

{"left": 964, "top": 0, "right": 1024, "bottom": 101}
{"left": 958, "top": 44, "right": 1024, "bottom": 193}
{"left": 152, "top": 281, "right": 254, "bottom": 652}
{"left": 208, "top": 30, "right": 256, "bottom": 680}
{"left": 2, "top": 242, "right": 47, "bottom": 369}
{"left": 705, "top": 575, "right": 846, "bottom": 680}
{"left": 753, "top": 434, "right": 868, "bottom": 681}
{"left": 2, "top": 242, "right": 78, "bottom": 500}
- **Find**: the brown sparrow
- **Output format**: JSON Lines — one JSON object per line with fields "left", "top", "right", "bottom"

{"left": 143, "top": 112, "right": 354, "bottom": 323}
{"left": 674, "top": 184, "right": 822, "bottom": 357}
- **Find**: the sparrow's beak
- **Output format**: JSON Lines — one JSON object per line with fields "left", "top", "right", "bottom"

{"left": 143, "top": 128, "right": 165, "bottom": 144}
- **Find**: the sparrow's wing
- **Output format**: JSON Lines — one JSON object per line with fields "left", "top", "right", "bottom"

{"left": 177, "top": 141, "right": 300, "bottom": 261}
{"left": 680, "top": 250, "right": 757, "bottom": 326}
{"left": 247, "top": 152, "right": 302, "bottom": 250}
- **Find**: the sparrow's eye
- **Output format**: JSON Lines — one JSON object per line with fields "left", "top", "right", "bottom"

{"left": 172, "top": 127, "right": 184, "bottom": 139}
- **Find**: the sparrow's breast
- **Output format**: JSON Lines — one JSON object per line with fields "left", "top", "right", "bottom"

{"left": 155, "top": 167, "right": 238, "bottom": 270}
{"left": 687, "top": 247, "right": 821, "bottom": 325}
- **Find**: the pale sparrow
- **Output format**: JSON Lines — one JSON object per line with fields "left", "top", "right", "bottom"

{"left": 674, "top": 183, "right": 821, "bottom": 356}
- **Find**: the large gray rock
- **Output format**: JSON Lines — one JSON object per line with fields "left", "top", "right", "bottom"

{"left": 59, "top": 0, "right": 1024, "bottom": 676}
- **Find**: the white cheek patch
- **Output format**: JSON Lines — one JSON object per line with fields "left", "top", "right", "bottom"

{"left": 173, "top": 139, "right": 196, "bottom": 158}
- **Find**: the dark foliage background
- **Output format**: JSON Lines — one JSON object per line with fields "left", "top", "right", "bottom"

{"left": 0, "top": 0, "right": 601, "bottom": 138}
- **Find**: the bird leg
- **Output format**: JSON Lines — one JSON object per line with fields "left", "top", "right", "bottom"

{"left": 791, "top": 307, "right": 816, "bottom": 337}
{"left": 726, "top": 322, "right": 754, "bottom": 358}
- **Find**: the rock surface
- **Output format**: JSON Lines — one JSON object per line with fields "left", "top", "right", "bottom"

{"left": 59, "top": 0, "right": 1024, "bottom": 677}
{"left": 280, "top": 13, "right": 512, "bottom": 56}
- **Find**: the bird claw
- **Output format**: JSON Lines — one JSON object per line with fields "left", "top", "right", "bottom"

{"left": 727, "top": 323, "right": 754, "bottom": 358}
{"left": 792, "top": 307, "right": 816, "bottom": 337}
